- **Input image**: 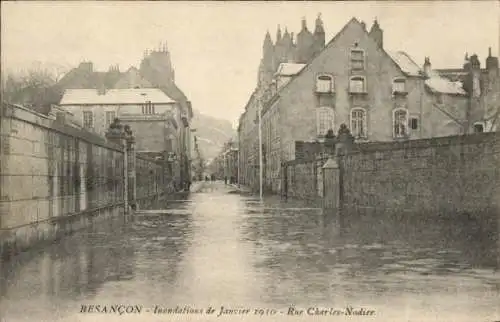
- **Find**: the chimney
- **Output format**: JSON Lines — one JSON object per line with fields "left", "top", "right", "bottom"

{"left": 469, "top": 54, "right": 482, "bottom": 98}
{"left": 463, "top": 52, "right": 471, "bottom": 70}
{"left": 368, "top": 18, "right": 383, "bottom": 49}
{"left": 486, "top": 47, "right": 499, "bottom": 74}
{"left": 423, "top": 57, "right": 432, "bottom": 77}
{"left": 78, "top": 62, "right": 93, "bottom": 72}
{"left": 470, "top": 54, "right": 481, "bottom": 69}
{"left": 361, "top": 21, "right": 366, "bottom": 31}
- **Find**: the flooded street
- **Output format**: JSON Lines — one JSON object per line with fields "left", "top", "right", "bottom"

{"left": 1, "top": 182, "right": 499, "bottom": 322}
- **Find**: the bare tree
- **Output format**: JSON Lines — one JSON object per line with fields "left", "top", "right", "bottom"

{"left": 0, "top": 62, "right": 67, "bottom": 111}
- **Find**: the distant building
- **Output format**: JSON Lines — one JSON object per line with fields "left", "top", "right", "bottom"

{"left": 59, "top": 87, "right": 184, "bottom": 185}
{"left": 55, "top": 43, "right": 194, "bottom": 185}
{"left": 238, "top": 16, "right": 500, "bottom": 193}
{"left": 210, "top": 139, "right": 238, "bottom": 182}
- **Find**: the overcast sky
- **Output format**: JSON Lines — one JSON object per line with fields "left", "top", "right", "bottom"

{"left": 2, "top": 1, "right": 499, "bottom": 126}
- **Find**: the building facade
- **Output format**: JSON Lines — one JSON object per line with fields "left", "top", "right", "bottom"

{"left": 238, "top": 16, "right": 500, "bottom": 194}
{"left": 59, "top": 88, "right": 185, "bottom": 187}
{"left": 210, "top": 139, "right": 238, "bottom": 182}
{"left": 55, "top": 44, "right": 194, "bottom": 185}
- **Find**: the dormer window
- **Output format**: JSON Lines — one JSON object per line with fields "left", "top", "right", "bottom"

{"left": 349, "top": 76, "right": 366, "bottom": 93}
{"left": 392, "top": 78, "right": 407, "bottom": 94}
{"left": 142, "top": 101, "right": 155, "bottom": 114}
{"left": 473, "top": 122, "right": 485, "bottom": 133}
{"left": 350, "top": 49, "right": 365, "bottom": 70}
{"left": 315, "top": 74, "right": 334, "bottom": 93}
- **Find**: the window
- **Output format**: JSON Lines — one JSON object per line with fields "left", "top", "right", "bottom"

{"left": 392, "top": 78, "right": 406, "bottom": 93}
{"left": 410, "top": 117, "right": 419, "bottom": 130}
{"left": 473, "top": 122, "right": 484, "bottom": 133}
{"left": 436, "top": 94, "right": 444, "bottom": 104}
{"left": 350, "top": 108, "right": 367, "bottom": 138}
{"left": 316, "top": 107, "right": 335, "bottom": 137}
{"left": 393, "top": 108, "right": 408, "bottom": 138}
{"left": 316, "top": 74, "right": 334, "bottom": 93}
{"left": 349, "top": 76, "right": 366, "bottom": 93}
{"left": 350, "top": 49, "right": 365, "bottom": 70}
{"left": 105, "top": 111, "right": 116, "bottom": 127}
{"left": 288, "top": 142, "right": 295, "bottom": 161}
{"left": 83, "top": 111, "right": 93, "bottom": 129}
{"left": 142, "top": 101, "right": 155, "bottom": 114}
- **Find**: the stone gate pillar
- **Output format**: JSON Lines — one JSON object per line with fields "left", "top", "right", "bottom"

{"left": 322, "top": 124, "right": 354, "bottom": 228}
{"left": 105, "top": 119, "right": 128, "bottom": 213}
{"left": 124, "top": 125, "right": 137, "bottom": 210}
{"left": 322, "top": 157, "right": 340, "bottom": 215}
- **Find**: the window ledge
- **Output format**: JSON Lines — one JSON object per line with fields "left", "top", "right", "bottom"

{"left": 349, "top": 91, "right": 368, "bottom": 96}
{"left": 392, "top": 91, "right": 408, "bottom": 97}
{"left": 393, "top": 135, "right": 409, "bottom": 141}
{"left": 315, "top": 90, "right": 335, "bottom": 94}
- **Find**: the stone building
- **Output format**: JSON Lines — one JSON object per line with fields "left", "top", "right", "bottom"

{"left": 238, "top": 16, "right": 500, "bottom": 193}
{"left": 55, "top": 43, "right": 194, "bottom": 185}
{"left": 210, "top": 138, "right": 238, "bottom": 182}
{"left": 59, "top": 88, "right": 184, "bottom": 186}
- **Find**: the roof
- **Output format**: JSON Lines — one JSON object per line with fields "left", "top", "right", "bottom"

{"left": 58, "top": 69, "right": 124, "bottom": 90}
{"left": 274, "top": 63, "right": 307, "bottom": 76}
{"left": 388, "top": 52, "right": 467, "bottom": 95}
{"left": 425, "top": 76, "right": 467, "bottom": 95}
{"left": 114, "top": 67, "right": 153, "bottom": 89}
{"left": 387, "top": 51, "right": 422, "bottom": 76}
{"left": 59, "top": 88, "right": 176, "bottom": 105}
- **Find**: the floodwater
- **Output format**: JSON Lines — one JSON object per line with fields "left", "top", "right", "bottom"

{"left": 1, "top": 181, "right": 499, "bottom": 322}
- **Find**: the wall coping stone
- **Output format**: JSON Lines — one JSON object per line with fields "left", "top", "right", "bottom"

{"left": 2, "top": 102, "right": 123, "bottom": 152}
{"left": 351, "top": 132, "right": 500, "bottom": 154}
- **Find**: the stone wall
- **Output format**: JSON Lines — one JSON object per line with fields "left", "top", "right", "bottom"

{"left": 284, "top": 157, "right": 326, "bottom": 202}
{"left": 285, "top": 132, "right": 500, "bottom": 232}
{"left": 340, "top": 132, "right": 500, "bottom": 223}
{"left": 0, "top": 103, "right": 167, "bottom": 259}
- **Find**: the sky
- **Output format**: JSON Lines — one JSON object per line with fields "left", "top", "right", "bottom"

{"left": 2, "top": 1, "right": 499, "bottom": 127}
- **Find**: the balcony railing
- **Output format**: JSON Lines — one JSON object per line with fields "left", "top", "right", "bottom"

{"left": 119, "top": 113, "right": 167, "bottom": 121}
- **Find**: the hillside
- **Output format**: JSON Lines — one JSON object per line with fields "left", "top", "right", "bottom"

{"left": 191, "top": 110, "right": 235, "bottom": 162}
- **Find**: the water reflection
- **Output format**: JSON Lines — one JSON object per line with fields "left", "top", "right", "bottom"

{"left": 1, "top": 218, "right": 133, "bottom": 298}
{"left": 0, "top": 183, "right": 498, "bottom": 322}
{"left": 240, "top": 195, "right": 499, "bottom": 310}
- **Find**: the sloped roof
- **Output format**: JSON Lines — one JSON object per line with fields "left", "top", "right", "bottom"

{"left": 114, "top": 67, "right": 153, "bottom": 89}
{"left": 58, "top": 69, "right": 123, "bottom": 90}
{"left": 274, "top": 63, "right": 307, "bottom": 76}
{"left": 59, "top": 88, "right": 176, "bottom": 105}
{"left": 425, "top": 77, "right": 467, "bottom": 95}
{"left": 387, "top": 51, "right": 422, "bottom": 76}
